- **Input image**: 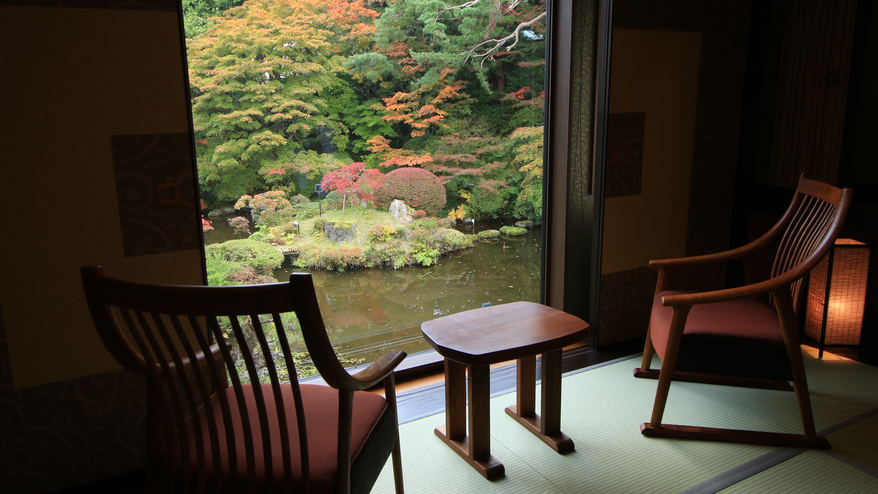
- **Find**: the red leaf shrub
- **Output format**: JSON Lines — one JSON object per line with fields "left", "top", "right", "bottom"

{"left": 375, "top": 168, "right": 446, "bottom": 215}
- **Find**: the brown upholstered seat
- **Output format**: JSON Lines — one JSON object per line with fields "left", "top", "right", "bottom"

{"left": 650, "top": 290, "right": 792, "bottom": 382}
{"left": 635, "top": 173, "right": 853, "bottom": 449}
{"left": 176, "top": 384, "right": 392, "bottom": 493}
{"left": 81, "top": 268, "right": 406, "bottom": 494}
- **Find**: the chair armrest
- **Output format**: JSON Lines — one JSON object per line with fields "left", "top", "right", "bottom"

{"left": 660, "top": 270, "right": 800, "bottom": 307}
{"left": 346, "top": 350, "right": 407, "bottom": 391}
{"left": 649, "top": 242, "right": 761, "bottom": 270}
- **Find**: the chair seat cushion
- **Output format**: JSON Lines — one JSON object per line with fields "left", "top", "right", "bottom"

{"left": 171, "top": 383, "right": 391, "bottom": 492}
{"left": 650, "top": 290, "right": 793, "bottom": 381}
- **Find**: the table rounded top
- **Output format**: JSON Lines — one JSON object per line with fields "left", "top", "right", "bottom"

{"left": 420, "top": 301, "right": 589, "bottom": 365}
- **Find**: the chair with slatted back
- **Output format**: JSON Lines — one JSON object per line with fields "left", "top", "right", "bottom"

{"left": 81, "top": 267, "right": 405, "bottom": 494}
{"left": 634, "top": 173, "right": 852, "bottom": 449}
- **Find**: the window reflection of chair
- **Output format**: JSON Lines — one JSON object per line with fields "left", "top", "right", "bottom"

{"left": 635, "top": 174, "right": 852, "bottom": 449}
{"left": 81, "top": 267, "right": 405, "bottom": 493}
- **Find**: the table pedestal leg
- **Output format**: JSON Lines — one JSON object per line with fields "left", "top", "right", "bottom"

{"left": 505, "top": 350, "right": 575, "bottom": 454}
{"left": 435, "top": 360, "right": 505, "bottom": 479}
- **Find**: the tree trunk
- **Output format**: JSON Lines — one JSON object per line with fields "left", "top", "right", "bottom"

{"left": 495, "top": 61, "right": 506, "bottom": 92}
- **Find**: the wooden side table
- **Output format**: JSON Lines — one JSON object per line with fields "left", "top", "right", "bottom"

{"left": 420, "top": 302, "right": 589, "bottom": 480}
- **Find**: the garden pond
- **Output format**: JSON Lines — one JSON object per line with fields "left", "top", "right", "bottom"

{"left": 204, "top": 218, "right": 541, "bottom": 364}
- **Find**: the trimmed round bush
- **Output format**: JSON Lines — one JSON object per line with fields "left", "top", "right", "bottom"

{"left": 375, "top": 168, "right": 446, "bottom": 216}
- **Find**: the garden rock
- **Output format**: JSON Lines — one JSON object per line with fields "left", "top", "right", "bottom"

{"left": 437, "top": 218, "right": 456, "bottom": 228}
{"left": 389, "top": 199, "right": 414, "bottom": 224}
{"left": 515, "top": 220, "right": 534, "bottom": 228}
{"left": 208, "top": 207, "right": 237, "bottom": 217}
{"left": 324, "top": 222, "right": 356, "bottom": 243}
{"left": 500, "top": 226, "right": 527, "bottom": 236}
{"left": 477, "top": 229, "right": 501, "bottom": 239}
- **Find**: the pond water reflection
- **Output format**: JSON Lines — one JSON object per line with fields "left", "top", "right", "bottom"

{"left": 205, "top": 216, "right": 541, "bottom": 363}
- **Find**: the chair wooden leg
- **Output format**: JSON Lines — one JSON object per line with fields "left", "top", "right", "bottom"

{"left": 145, "top": 387, "right": 160, "bottom": 494}
{"left": 775, "top": 289, "right": 822, "bottom": 441}
{"left": 640, "top": 268, "right": 669, "bottom": 373}
{"left": 337, "top": 390, "right": 354, "bottom": 494}
{"left": 384, "top": 374, "right": 404, "bottom": 494}
{"left": 648, "top": 306, "right": 690, "bottom": 428}
{"left": 641, "top": 292, "right": 830, "bottom": 450}
{"left": 640, "top": 320, "right": 655, "bottom": 371}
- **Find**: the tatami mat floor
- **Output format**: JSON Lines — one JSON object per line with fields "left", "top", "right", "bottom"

{"left": 370, "top": 350, "right": 878, "bottom": 493}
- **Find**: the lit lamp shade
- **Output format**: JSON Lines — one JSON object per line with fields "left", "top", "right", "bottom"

{"left": 805, "top": 239, "right": 871, "bottom": 346}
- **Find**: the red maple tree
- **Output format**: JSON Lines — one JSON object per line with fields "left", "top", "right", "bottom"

{"left": 320, "top": 162, "right": 384, "bottom": 213}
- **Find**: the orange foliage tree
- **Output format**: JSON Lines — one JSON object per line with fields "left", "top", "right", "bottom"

{"left": 187, "top": 0, "right": 380, "bottom": 203}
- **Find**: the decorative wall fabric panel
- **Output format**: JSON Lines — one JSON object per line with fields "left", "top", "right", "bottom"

{"left": 606, "top": 112, "right": 645, "bottom": 198}
{"left": 111, "top": 133, "right": 200, "bottom": 258}
{"left": 597, "top": 0, "right": 751, "bottom": 346}
{"left": 0, "top": 365, "right": 146, "bottom": 493}
{"left": 613, "top": 0, "right": 751, "bottom": 292}
{"left": 599, "top": 267, "right": 658, "bottom": 345}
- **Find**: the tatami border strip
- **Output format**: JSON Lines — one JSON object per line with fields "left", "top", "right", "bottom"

{"left": 677, "top": 398, "right": 878, "bottom": 492}
{"left": 679, "top": 449, "right": 806, "bottom": 494}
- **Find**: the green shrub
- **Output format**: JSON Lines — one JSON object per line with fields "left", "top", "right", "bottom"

{"left": 250, "top": 225, "right": 288, "bottom": 245}
{"left": 414, "top": 218, "right": 438, "bottom": 230}
{"left": 407, "top": 228, "right": 433, "bottom": 247}
{"left": 316, "top": 247, "right": 363, "bottom": 271}
{"left": 365, "top": 242, "right": 408, "bottom": 269}
{"left": 435, "top": 228, "right": 474, "bottom": 251}
{"left": 258, "top": 206, "right": 297, "bottom": 227}
{"left": 375, "top": 168, "right": 447, "bottom": 215}
{"left": 465, "top": 179, "right": 515, "bottom": 219}
{"left": 205, "top": 239, "right": 283, "bottom": 286}
{"left": 293, "top": 202, "right": 320, "bottom": 220}
{"left": 313, "top": 217, "right": 327, "bottom": 234}
{"left": 388, "top": 245, "right": 410, "bottom": 269}
{"left": 324, "top": 191, "right": 342, "bottom": 209}
{"left": 368, "top": 225, "right": 394, "bottom": 243}
{"left": 437, "top": 218, "right": 456, "bottom": 228}
{"left": 289, "top": 194, "right": 310, "bottom": 204}
{"left": 235, "top": 190, "right": 294, "bottom": 226}
{"left": 413, "top": 247, "right": 440, "bottom": 266}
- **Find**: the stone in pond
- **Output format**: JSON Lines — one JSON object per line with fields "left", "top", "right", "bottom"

{"left": 324, "top": 222, "right": 356, "bottom": 243}
{"left": 500, "top": 226, "right": 527, "bottom": 236}
{"left": 389, "top": 199, "right": 414, "bottom": 224}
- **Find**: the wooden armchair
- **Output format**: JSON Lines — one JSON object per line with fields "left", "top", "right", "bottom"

{"left": 81, "top": 267, "right": 405, "bottom": 493}
{"left": 635, "top": 174, "right": 852, "bottom": 449}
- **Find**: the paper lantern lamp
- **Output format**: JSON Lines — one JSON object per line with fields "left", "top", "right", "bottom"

{"left": 805, "top": 239, "right": 871, "bottom": 356}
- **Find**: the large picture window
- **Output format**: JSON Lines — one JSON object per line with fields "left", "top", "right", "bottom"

{"left": 185, "top": 0, "right": 553, "bottom": 369}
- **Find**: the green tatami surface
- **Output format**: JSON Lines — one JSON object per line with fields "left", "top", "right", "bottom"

{"left": 371, "top": 353, "right": 878, "bottom": 493}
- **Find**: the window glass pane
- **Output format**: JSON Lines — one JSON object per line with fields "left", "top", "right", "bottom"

{"left": 188, "top": 0, "right": 548, "bottom": 366}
